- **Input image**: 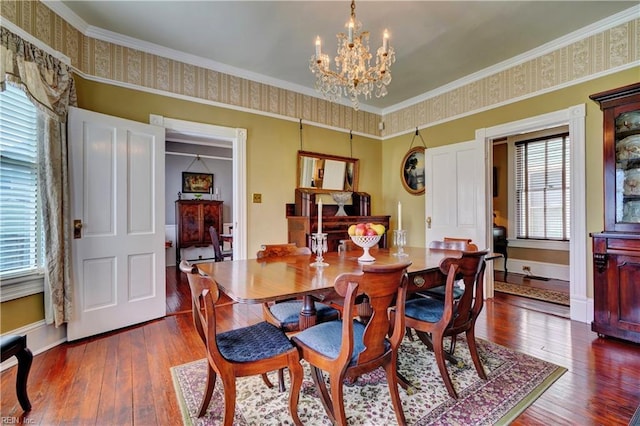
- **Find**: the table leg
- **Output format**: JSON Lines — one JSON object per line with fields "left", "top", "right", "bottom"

{"left": 299, "top": 295, "right": 318, "bottom": 330}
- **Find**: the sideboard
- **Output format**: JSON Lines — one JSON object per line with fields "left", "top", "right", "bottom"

{"left": 287, "top": 189, "right": 390, "bottom": 252}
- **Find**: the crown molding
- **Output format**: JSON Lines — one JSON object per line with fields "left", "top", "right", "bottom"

{"left": 382, "top": 4, "right": 640, "bottom": 115}
{"left": 40, "top": 1, "right": 381, "bottom": 115}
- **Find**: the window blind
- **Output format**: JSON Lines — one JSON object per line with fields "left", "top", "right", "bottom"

{"left": 515, "top": 134, "right": 570, "bottom": 241}
{"left": 0, "top": 85, "right": 42, "bottom": 278}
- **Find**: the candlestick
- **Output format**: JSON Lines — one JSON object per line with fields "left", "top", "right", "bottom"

{"left": 393, "top": 229, "right": 408, "bottom": 257}
{"left": 397, "top": 201, "right": 402, "bottom": 230}
{"left": 310, "top": 232, "right": 328, "bottom": 267}
{"left": 318, "top": 199, "right": 323, "bottom": 234}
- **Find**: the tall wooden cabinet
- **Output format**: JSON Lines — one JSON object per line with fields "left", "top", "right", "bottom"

{"left": 175, "top": 200, "right": 223, "bottom": 263}
{"left": 589, "top": 82, "right": 640, "bottom": 344}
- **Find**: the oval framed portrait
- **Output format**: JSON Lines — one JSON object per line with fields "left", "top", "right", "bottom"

{"left": 401, "top": 146, "right": 425, "bottom": 195}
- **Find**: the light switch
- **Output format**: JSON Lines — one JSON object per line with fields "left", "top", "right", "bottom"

{"left": 253, "top": 193, "right": 262, "bottom": 203}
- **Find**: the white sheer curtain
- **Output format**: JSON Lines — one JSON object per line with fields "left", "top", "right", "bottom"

{"left": 1, "top": 27, "right": 77, "bottom": 326}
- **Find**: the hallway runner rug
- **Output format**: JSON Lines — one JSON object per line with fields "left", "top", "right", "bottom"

{"left": 172, "top": 336, "right": 566, "bottom": 425}
{"left": 494, "top": 281, "right": 570, "bottom": 306}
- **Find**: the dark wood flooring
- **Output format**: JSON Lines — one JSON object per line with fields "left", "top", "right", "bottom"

{"left": 1, "top": 266, "right": 638, "bottom": 425}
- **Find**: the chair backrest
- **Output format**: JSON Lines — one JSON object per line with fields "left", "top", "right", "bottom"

{"left": 333, "top": 262, "right": 411, "bottom": 366}
{"left": 257, "top": 243, "right": 311, "bottom": 258}
{"left": 209, "top": 226, "right": 224, "bottom": 262}
{"left": 429, "top": 239, "right": 479, "bottom": 251}
{"left": 178, "top": 260, "right": 221, "bottom": 356}
{"left": 439, "top": 250, "right": 488, "bottom": 333}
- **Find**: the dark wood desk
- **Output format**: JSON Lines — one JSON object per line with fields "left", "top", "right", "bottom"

{"left": 197, "top": 246, "right": 463, "bottom": 329}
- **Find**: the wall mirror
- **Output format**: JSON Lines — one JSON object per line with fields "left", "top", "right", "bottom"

{"left": 297, "top": 150, "right": 359, "bottom": 192}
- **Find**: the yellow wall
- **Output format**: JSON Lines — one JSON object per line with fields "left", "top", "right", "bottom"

{"left": 2, "top": 65, "right": 638, "bottom": 331}
{"left": 381, "top": 67, "right": 639, "bottom": 297}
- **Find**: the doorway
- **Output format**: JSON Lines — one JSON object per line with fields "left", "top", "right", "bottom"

{"left": 478, "top": 104, "right": 587, "bottom": 323}
{"left": 149, "top": 115, "right": 247, "bottom": 262}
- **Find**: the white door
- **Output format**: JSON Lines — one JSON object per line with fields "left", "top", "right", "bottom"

{"left": 425, "top": 139, "right": 486, "bottom": 248}
{"left": 67, "top": 107, "right": 166, "bottom": 341}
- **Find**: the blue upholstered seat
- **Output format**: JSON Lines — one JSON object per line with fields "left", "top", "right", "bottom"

{"left": 293, "top": 319, "right": 390, "bottom": 366}
{"left": 422, "top": 283, "right": 465, "bottom": 300}
{"left": 404, "top": 297, "right": 447, "bottom": 323}
{"left": 268, "top": 300, "right": 339, "bottom": 328}
{"left": 216, "top": 321, "right": 296, "bottom": 362}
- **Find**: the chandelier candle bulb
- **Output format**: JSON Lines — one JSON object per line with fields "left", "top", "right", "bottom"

{"left": 383, "top": 29, "right": 389, "bottom": 53}
{"left": 315, "top": 36, "right": 321, "bottom": 57}
{"left": 348, "top": 21, "right": 354, "bottom": 44}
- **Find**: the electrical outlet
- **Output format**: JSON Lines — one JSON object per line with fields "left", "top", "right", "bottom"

{"left": 252, "top": 193, "right": 262, "bottom": 203}
{"left": 522, "top": 266, "right": 531, "bottom": 273}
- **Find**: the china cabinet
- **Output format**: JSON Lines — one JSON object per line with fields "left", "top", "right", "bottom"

{"left": 589, "top": 82, "right": 640, "bottom": 343}
{"left": 175, "top": 200, "right": 223, "bottom": 263}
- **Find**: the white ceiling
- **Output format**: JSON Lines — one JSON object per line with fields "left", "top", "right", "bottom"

{"left": 51, "top": 1, "right": 638, "bottom": 113}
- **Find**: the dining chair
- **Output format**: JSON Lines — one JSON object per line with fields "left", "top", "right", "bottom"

{"left": 424, "top": 239, "right": 479, "bottom": 300}
{"left": 257, "top": 244, "right": 340, "bottom": 333}
{"left": 209, "top": 226, "right": 233, "bottom": 261}
{"left": 291, "top": 261, "right": 412, "bottom": 426}
{"left": 179, "top": 260, "right": 303, "bottom": 425}
{"left": 257, "top": 243, "right": 341, "bottom": 391}
{"left": 391, "top": 250, "right": 489, "bottom": 399}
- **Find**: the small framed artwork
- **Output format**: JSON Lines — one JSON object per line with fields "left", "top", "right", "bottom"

{"left": 182, "top": 172, "right": 213, "bottom": 193}
{"left": 401, "top": 147, "right": 425, "bottom": 195}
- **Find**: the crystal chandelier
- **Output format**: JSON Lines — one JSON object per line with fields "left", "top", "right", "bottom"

{"left": 310, "top": 0, "right": 395, "bottom": 110}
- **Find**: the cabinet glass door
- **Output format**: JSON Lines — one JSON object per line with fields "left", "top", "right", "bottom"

{"left": 616, "top": 108, "right": 640, "bottom": 224}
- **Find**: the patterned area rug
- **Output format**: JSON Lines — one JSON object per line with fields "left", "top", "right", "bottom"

{"left": 172, "top": 336, "right": 566, "bottom": 425}
{"left": 495, "top": 281, "right": 570, "bottom": 306}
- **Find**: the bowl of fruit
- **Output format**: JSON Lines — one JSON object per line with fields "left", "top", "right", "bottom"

{"left": 348, "top": 223, "right": 386, "bottom": 262}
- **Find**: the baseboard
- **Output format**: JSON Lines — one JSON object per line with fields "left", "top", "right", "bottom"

{"left": 1, "top": 320, "right": 66, "bottom": 371}
{"left": 501, "top": 258, "right": 569, "bottom": 281}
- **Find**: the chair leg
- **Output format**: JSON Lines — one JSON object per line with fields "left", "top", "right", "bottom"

{"left": 287, "top": 354, "right": 304, "bottom": 426}
{"left": 384, "top": 357, "right": 407, "bottom": 426}
{"left": 465, "top": 328, "right": 487, "bottom": 380}
{"left": 221, "top": 371, "right": 237, "bottom": 426}
{"left": 261, "top": 373, "right": 275, "bottom": 388}
{"left": 329, "top": 372, "right": 348, "bottom": 426}
{"left": 197, "top": 365, "right": 217, "bottom": 417}
{"left": 15, "top": 346, "right": 32, "bottom": 412}
{"left": 278, "top": 368, "right": 286, "bottom": 392}
{"left": 310, "top": 366, "right": 336, "bottom": 424}
{"left": 433, "top": 333, "right": 458, "bottom": 399}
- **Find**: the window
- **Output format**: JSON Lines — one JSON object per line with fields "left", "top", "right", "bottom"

{"left": 515, "top": 133, "right": 570, "bottom": 241}
{"left": 0, "top": 85, "right": 43, "bottom": 280}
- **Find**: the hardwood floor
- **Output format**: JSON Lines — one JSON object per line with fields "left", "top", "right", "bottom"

{"left": 2, "top": 267, "right": 638, "bottom": 425}
{"left": 494, "top": 270, "right": 571, "bottom": 319}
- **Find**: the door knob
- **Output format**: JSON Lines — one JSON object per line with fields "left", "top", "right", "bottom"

{"left": 426, "top": 217, "right": 431, "bottom": 229}
{"left": 74, "top": 219, "right": 83, "bottom": 239}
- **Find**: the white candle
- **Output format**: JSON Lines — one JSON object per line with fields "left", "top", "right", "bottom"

{"left": 348, "top": 21, "right": 354, "bottom": 44}
{"left": 383, "top": 29, "right": 389, "bottom": 53}
{"left": 318, "top": 199, "right": 323, "bottom": 234}
{"left": 315, "top": 36, "right": 321, "bottom": 57}
{"left": 397, "top": 201, "right": 402, "bottom": 230}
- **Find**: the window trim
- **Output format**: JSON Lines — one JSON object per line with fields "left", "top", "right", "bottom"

{"left": 507, "top": 125, "right": 571, "bottom": 250}
{"left": 0, "top": 273, "right": 45, "bottom": 302}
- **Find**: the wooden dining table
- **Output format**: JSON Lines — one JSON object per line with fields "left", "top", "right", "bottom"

{"left": 197, "top": 245, "right": 469, "bottom": 330}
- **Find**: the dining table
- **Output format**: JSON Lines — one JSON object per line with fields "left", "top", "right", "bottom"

{"left": 196, "top": 245, "right": 482, "bottom": 330}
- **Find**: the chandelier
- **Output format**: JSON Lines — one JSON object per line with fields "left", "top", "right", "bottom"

{"left": 310, "top": 0, "right": 396, "bottom": 110}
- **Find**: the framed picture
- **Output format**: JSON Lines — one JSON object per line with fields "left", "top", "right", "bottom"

{"left": 401, "top": 147, "right": 426, "bottom": 195}
{"left": 182, "top": 172, "right": 213, "bottom": 193}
